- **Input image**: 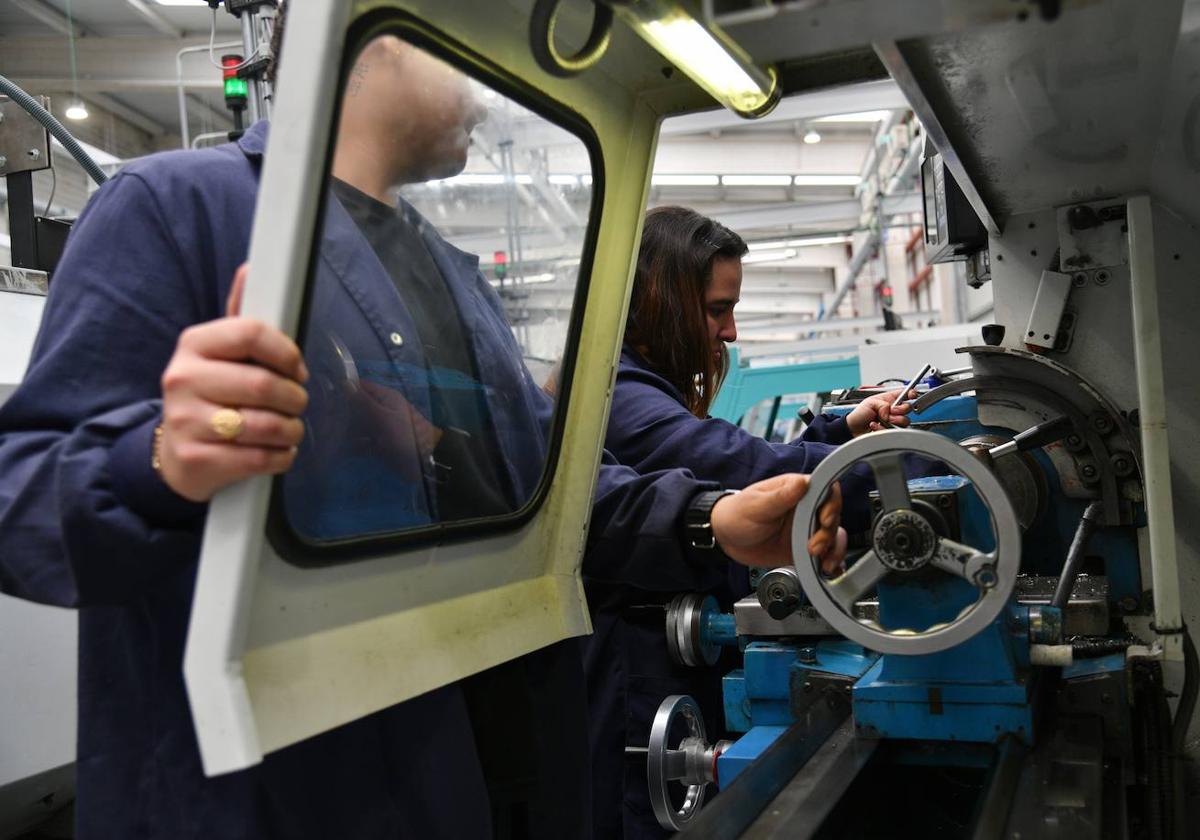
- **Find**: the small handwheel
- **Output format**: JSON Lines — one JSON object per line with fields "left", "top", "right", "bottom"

{"left": 665, "top": 593, "right": 720, "bottom": 667}
{"left": 791, "top": 429, "right": 1022, "bottom": 656}
{"left": 647, "top": 695, "right": 727, "bottom": 831}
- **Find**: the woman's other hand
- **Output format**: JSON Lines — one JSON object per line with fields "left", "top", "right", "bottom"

{"left": 847, "top": 388, "right": 916, "bottom": 436}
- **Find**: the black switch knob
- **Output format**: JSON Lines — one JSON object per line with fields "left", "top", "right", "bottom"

{"left": 981, "top": 324, "right": 1006, "bottom": 346}
{"left": 1067, "top": 204, "right": 1099, "bottom": 230}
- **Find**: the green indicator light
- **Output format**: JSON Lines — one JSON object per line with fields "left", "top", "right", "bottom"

{"left": 224, "top": 77, "right": 248, "bottom": 98}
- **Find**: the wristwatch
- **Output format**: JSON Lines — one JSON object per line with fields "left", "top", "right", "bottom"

{"left": 685, "top": 489, "right": 739, "bottom": 549}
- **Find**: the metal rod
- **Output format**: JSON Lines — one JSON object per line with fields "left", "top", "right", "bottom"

{"left": 883, "top": 362, "right": 930, "bottom": 426}
{"left": 240, "top": 10, "right": 261, "bottom": 125}
{"left": 1051, "top": 501, "right": 1103, "bottom": 610}
{"left": 820, "top": 228, "right": 879, "bottom": 321}
{"left": 1126, "top": 195, "right": 1183, "bottom": 660}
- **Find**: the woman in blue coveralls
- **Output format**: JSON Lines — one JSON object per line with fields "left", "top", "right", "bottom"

{"left": 0, "top": 20, "right": 843, "bottom": 840}
{"left": 584, "top": 206, "right": 915, "bottom": 839}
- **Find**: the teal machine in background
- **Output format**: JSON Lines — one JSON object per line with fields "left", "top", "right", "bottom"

{"left": 708, "top": 346, "right": 861, "bottom": 428}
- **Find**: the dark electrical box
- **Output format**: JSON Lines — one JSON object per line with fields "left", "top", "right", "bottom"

{"left": 920, "top": 140, "right": 987, "bottom": 264}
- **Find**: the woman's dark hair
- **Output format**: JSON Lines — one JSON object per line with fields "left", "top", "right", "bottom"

{"left": 626, "top": 206, "right": 747, "bottom": 417}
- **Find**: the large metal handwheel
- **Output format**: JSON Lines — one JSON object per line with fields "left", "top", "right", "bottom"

{"left": 791, "top": 429, "right": 1022, "bottom": 656}
{"left": 647, "top": 695, "right": 729, "bottom": 831}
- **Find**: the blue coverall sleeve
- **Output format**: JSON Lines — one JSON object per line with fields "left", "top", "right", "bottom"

{"left": 519, "top": 367, "right": 725, "bottom": 592}
{"left": 0, "top": 172, "right": 217, "bottom": 607}
{"left": 796, "top": 413, "right": 853, "bottom": 445}
{"left": 607, "top": 364, "right": 875, "bottom": 530}
{"left": 586, "top": 455, "right": 725, "bottom": 593}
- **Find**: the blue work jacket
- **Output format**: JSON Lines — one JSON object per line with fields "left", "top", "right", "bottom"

{"left": 584, "top": 345, "right": 876, "bottom": 840}
{"left": 0, "top": 122, "right": 721, "bottom": 840}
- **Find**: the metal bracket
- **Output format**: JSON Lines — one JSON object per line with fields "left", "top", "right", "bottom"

{"left": 789, "top": 669, "right": 855, "bottom": 721}
{"left": 0, "top": 96, "right": 52, "bottom": 177}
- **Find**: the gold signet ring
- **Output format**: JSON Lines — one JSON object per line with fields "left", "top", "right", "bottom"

{"left": 210, "top": 408, "right": 246, "bottom": 441}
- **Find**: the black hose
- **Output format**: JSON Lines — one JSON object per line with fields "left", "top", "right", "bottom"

{"left": 529, "top": 0, "right": 613, "bottom": 78}
{"left": 1068, "top": 635, "right": 1136, "bottom": 658}
{"left": 1050, "top": 500, "right": 1103, "bottom": 610}
{"left": 0, "top": 75, "right": 108, "bottom": 186}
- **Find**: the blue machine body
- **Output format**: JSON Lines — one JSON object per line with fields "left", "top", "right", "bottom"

{"left": 716, "top": 726, "right": 787, "bottom": 788}
{"left": 722, "top": 639, "right": 879, "bottom": 733}
{"left": 851, "top": 609, "right": 1034, "bottom": 744}
{"left": 706, "top": 393, "right": 1142, "bottom": 774}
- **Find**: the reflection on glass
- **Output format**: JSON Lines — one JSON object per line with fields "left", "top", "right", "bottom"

{"left": 283, "top": 35, "right": 592, "bottom": 543}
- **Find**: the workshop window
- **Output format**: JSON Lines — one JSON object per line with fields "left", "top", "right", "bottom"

{"left": 279, "top": 32, "right": 598, "bottom": 552}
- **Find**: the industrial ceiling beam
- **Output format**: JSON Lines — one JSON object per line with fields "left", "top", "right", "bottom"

{"left": 124, "top": 0, "right": 184, "bottom": 39}
{"left": 7, "top": 76, "right": 220, "bottom": 92}
{"left": 740, "top": 275, "right": 836, "bottom": 295}
{"left": 0, "top": 37, "right": 222, "bottom": 91}
{"left": 184, "top": 92, "right": 233, "bottom": 129}
{"left": 736, "top": 310, "right": 942, "bottom": 340}
{"left": 7, "top": 0, "right": 85, "bottom": 37}
{"left": 710, "top": 192, "right": 920, "bottom": 231}
{"left": 497, "top": 80, "right": 903, "bottom": 150}
{"left": 85, "top": 91, "right": 167, "bottom": 136}
{"left": 658, "top": 80, "right": 907, "bottom": 136}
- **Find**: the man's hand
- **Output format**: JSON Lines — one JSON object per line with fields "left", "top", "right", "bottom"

{"left": 846, "top": 388, "right": 916, "bottom": 436}
{"left": 711, "top": 475, "right": 844, "bottom": 573}
{"left": 157, "top": 264, "right": 310, "bottom": 502}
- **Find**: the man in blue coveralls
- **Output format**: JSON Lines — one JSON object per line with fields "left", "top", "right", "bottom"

{"left": 0, "top": 16, "right": 842, "bottom": 840}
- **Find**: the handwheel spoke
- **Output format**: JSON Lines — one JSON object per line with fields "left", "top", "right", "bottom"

{"left": 867, "top": 453, "right": 911, "bottom": 511}
{"left": 664, "top": 749, "right": 688, "bottom": 781}
{"left": 828, "top": 550, "right": 888, "bottom": 612}
{"left": 928, "top": 538, "right": 977, "bottom": 579}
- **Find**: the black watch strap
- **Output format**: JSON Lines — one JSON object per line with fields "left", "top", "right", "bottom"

{"left": 685, "top": 489, "right": 738, "bottom": 549}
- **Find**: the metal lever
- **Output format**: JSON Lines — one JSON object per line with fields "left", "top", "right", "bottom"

{"left": 987, "top": 415, "right": 1074, "bottom": 460}
{"left": 880, "top": 363, "right": 931, "bottom": 427}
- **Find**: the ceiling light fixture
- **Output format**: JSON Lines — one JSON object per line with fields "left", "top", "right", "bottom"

{"left": 747, "top": 234, "right": 852, "bottom": 251}
{"left": 721, "top": 174, "right": 793, "bottom": 186}
{"left": 614, "top": 0, "right": 779, "bottom": 119}
{"left": 802, "top": 129, "right": 822, "bottom": 144}
{"left": 742, "top": 248, "right": 798, "bottom": 265}
{"left": 793, "top": 174, "right": 860, "bottom": 186}
{"left": 813, "top": 110, "right": 892, "bottom": 123}
{"left": 651, "top": 174, "right": 721, "bottom": 187}
{"left": 65, "top": 101, "right": 89, "bottom": 121}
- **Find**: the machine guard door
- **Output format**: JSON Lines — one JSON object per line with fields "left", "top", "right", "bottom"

{"left": 180, "top": 0, "right": 642, "bottom": 776}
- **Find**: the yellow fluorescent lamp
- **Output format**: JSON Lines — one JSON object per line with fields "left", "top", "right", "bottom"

{"left": 614, "top": 0, "right": 779, "bottom": 118}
